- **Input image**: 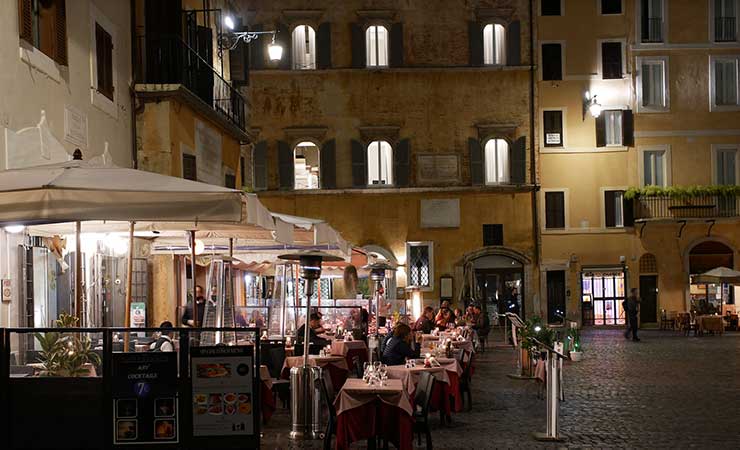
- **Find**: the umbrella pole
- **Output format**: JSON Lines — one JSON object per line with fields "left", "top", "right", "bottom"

{"left": 75, "top": 221, "right": 82, "bottom": 324}
{"left": 191, "top": 230, "right": 198, "bottom": 327}
{"left": 229, "top": 238, "right": 233, "bottom": 258}
{"left": 123, "top": 222, "right": 135, "bottom": 352}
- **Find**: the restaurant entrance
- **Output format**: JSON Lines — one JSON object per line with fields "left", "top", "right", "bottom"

{"left": 474, "top": 255, "right": 524, "bottom": 324}
{"left": 689, "top": 241, "right": 735, "bottom": 313}
{"left": 581, "top": 269, "right": 626, "bottom": 326}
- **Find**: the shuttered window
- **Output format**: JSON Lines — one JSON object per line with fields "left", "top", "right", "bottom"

{"left": 545, "top": 191, "right": 566, "bottom": 229}
{"left": 367, "top": 140, "right": 393, "bottom": 185}
{"left": 95, "top": 23, "right": 114, "bottom": 100}
{"left": 543, "top": 110, "right": 563, "bottom": 147}
{"left": 604, "top": 190, "right": 625, "bottom": 228}
{"left": 366, "top": 25, "right": 389, "bottom": 67}
{"left": 596, "top": 110, "right": 634, "bottom": 147}
{"left": 18, "top": 0, "right": 67, "bottom": 65}
{"left": 541, "top": 0, "right": 562, "bottom": 16}
{"left": 541, "top": 43, "right": 562, "bottom": 80}
{"left": 483, "top": 23, "right": 506, "bottom": 65}
{"left": 183, "top": 154, "right": 197, "bottom": 181}
{"left": 484, "top": 138, "right": 509, "bottom": 184}
{"left": 601, "top": 41, "right": 622, "bottom": 79}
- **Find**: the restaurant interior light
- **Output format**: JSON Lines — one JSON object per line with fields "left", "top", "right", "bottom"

{"left": 3, "top": 225, "right": 25, "bottom": 234}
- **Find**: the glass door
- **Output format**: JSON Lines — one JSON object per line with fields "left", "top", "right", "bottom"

{"left": 581, "top": 271, "right": 626, "bottom": 325}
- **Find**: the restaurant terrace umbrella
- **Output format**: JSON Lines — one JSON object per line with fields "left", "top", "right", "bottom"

{"left": 693, "top": 267, "right": 740, "bottom": 315}
{"left": 0, "top": 153, "right": 244, "bottom": 326}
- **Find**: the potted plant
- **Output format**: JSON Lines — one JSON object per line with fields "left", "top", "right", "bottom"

{"left": 33, "top": 313, "right": 101, "bottom": 377}
{"left": 566, "top": 326, "right": 583, "bottom": 361}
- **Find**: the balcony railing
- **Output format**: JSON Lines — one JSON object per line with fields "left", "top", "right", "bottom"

{"left": 642, "top": 18, "right": 663, "bottom": 43}
{"left": 634, "top": 195, "right": 740, "bottom": 220}
{"left": 715, "top": 17, "right": 737, "bottom": 42}
{"left": 134, "top": 35, "right": 246, "bottom": 132}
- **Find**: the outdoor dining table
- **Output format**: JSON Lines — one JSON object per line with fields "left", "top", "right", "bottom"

{"left": 385, "top": 361, "right": 458, "bottom": 415}
{"left": 421, "top": 334, "right": 475, "bottom": 355}
{"left": 696, "top": 315, "right": 724, "bottom": 335}
{"left": 331, "top": 339, "right": 368, "bottom": 368}
{"left": 334, "top": 378, "right": 413, "bottom": 450}
{"left": 259, "top": 365, "right": 277, "bottom": 424}
{"left": 281, "top": 355, "right": 350, "bottom": 391}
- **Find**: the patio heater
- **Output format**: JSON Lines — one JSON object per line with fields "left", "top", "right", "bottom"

{"left": 364, "top": 261, "right": 396, "bottom": 363}
{"left": 278, "top": 250, "right": 342, "bottom": 440}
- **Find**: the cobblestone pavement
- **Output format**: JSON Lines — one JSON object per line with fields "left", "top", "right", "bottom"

{"left": 262, "top": 329, "right": 740, "bottom": 449}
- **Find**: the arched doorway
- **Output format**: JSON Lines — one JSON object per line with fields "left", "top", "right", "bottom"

{"left": 688, "top": 241, "right": 734, "bottom": 313}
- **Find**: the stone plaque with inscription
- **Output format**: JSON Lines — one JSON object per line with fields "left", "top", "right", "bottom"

{"left": 417, "top": 154, "right": 460, "bottom": 185}
{"left": 420, "top": 198, "right": 460, "bottom": 228}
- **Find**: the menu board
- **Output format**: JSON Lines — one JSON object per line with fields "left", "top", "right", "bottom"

{"left": 191, "top": 346, "right": 255, "bottom": 437}
{"left": 111, "top": 352, "right": 179, "bottom": 445}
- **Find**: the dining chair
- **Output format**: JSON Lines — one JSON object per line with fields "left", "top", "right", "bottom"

{"left": 413, "top": 371, "right": 435, "bottom": 450}
{"left": 318, "top": 370, "right": 336, "bottom": 450}
{"left": 459, "top": 350, "right": 473, "bottom": 411}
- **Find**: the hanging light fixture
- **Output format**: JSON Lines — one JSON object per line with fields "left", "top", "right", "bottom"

{"left": 268, "top": 34, "right": 283, "bottom": 61}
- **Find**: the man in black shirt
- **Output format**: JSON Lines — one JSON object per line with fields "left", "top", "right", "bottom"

{"left": 295, "top": 313, "right": 330, "bottom": 355}
{"left": 181, "top": 285, "right": 206, "bottom": 327}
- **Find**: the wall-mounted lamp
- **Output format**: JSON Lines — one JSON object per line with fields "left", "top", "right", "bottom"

{"left": 218, "top": 15, "right": 282, "bottom": 61}
{"left": 583, "top": 91, "right": 602, "bottom": 120}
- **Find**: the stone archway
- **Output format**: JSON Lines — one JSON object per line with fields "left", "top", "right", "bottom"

{"left": 682, "top": 237, "right": 737, "bottom": 311}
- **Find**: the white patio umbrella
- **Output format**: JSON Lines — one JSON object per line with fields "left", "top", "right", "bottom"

{"left": 0, "top": 153, "right": 245, "bottom": 327}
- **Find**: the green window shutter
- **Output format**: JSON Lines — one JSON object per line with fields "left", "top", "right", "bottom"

{"left": 394, "top": 138, "right": 411, "bottom": 187}
{"left": 351, "top": 139, "right": 367, "bottom": 187}
{"left": 253, "top": 141, "right": 267, "bottom": 190}
{"left": 468, "top": 22, "right": 483, "bottom": 66}
{"left": 18, "top": 0, "right": 33, "bottom": 42}
{"left": 622, "top": 110, "right": 634, "bottom": 147}
{"left": 506, "top": 20, "right": 521, "bottom": 66}
{"left": 510, "top": 137, "right": 527, "bottom": 184}
{"left": 317, "top": 22, "right": 332, "bottom": 69}
{"left": 469, "top": 137, "right": 484, "bottom": 185}
{"left": 350, "top": 23, "right": 366, "bottom": 68}
{"left": 605, "top": 191, "right": 617, "bottom": 227}
{"left": 277, "top": 140, "right": 294, "bottom": 190}
{"left": 390, "top": 22, "right": 404, "bottom": 67}
{"left": 320, "top": 139, "right": 336, "bottom": 189}
{"left": 595, "top": 113, "right": 607, "bottom": 147}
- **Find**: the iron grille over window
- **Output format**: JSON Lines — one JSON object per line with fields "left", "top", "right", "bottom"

{"left": 408, "top": 243, "right": 431, "bottom": 288}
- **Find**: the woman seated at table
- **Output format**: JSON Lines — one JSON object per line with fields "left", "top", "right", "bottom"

{"left": 381, "top": 323, "right": 420, "bottom": 366}
{"left": 413, "top": 306, "right": 435, "bottom": 334}
{"left": 435, "top": 307, "right": 455, "bottom": 331}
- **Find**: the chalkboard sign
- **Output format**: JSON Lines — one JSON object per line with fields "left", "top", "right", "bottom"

{"left": 111, "top": 352, "right": 179, "bottom": 445}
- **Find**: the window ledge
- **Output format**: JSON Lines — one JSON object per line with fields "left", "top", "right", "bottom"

{"left": 540, "top": 146, "right": 628, "bottom": 154}
{"left": 635, "top": 107, "right": 670, "bottom": 114}
{"left": 251, "top": 65, "right": 534, "bottom": 74}
{"left": 257, "top": 184, "right": 537, "bottom": 196}
{"left": 541, "top": 227, "right": 633, "bottom": 235}
{"left": 19, "top": 42, "right": 62, "bottom": 83}
{"left": 710, "top": 105, "right": 740, "bottom": 113}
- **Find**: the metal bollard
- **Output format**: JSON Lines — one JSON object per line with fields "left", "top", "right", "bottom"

{"left": 289, "top": 366, "right": 323, "bottom": 440}
{"left": 533, "top": 345, "right": 567, "bottom": 442}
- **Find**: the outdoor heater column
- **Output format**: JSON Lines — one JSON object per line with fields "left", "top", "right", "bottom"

{"left": 279, "top": 250, "right": 342, "bottom": 440}
{"left": 364, "top": 262, "right": 396, "bottom": 363}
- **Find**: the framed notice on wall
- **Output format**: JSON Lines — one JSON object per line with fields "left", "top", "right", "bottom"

{"left": 440, "top": 276, "right": 453, "bottom": 300}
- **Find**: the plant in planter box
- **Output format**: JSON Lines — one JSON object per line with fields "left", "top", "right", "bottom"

{"left": 33, "top": 313, "right": 101, "bottom": 377}
{"left": 566, "top": 326, "right": 583, "bottom": 361}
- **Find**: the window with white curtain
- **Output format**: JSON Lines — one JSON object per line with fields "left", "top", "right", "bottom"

{"left": 710, "top": 56, "right": 739, "bottom": 110}
{"left": 366, "top": 25, "right": 389, "bottom": 67}
{"left": 714, "top": 146, "right": 738, "bottom": 185}
{"left": 367, "top": 140, "right": 393, "bottom": 185}
{"left": 483, "top": 23, "right": 506, "bottom": 65}
{"left": 293, "top": 141, "right": 320, "bottom": 189}
{"left": 292, "top": 25, "right": 316, "bottom": 70}
{"left": 484, "top": 138, "right": 510, "bottom": 184}
{"left": 604, "top": 110, "right": 623, "bottom": 146}
{"left": 643, "top": 150, "right": 666, "bottom": 186}
{"left": 637, "top": 57, "right": 669, "bottom": 112}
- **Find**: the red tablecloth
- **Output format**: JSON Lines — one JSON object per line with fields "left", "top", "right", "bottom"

{"left": 261, "top": 380, "right": 276, "bottom": 423}
{"left": 335, "top": 399, "right": 413, "bottom": 450}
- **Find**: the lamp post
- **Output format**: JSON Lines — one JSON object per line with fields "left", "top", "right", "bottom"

{"left": 363, "top": 261, "right": 396, "bottom": 363}
{"left": 278, "top": 250, "right": 343, "bottom": 440}
{"left": 218, "top": 16, "right": 283, "bottom": 61}
{"left": 582, "top": 91, "right": 602, "bottom": 120}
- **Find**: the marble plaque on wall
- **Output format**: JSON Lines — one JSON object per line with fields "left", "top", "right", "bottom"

{"left": 417, "top": 154, "right": 460, "bottom": 185}
{"left": 420, "top": 198, "right": 460, "bottom": 228}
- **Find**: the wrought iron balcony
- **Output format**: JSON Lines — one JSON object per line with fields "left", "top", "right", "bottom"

{"left": 715, "top": 17, "right": 737, "bottom": 42}
{"left": 134, "top": 35, "right": 247, "bottom": 132}
{"left": 633, "top": 195, "right": 740, "bottom": 221}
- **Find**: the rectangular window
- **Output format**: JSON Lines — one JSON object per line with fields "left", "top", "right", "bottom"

{"left": 543, "top": 110, "right": 563, "bottom": 147}
{"left": 541, "top": 0, "right": 562, "bottom": 16}
{"left": 366, "top": 25, "right": 388, "bottom": 67}
{"left": 601, "top": 0, "right": 623, "bottom": 15}
{"left": 643, "top": 150, "right": 666, "bottom": 186}
{"left": 604, "top": 190, "right": 625, "bottom": 228}
{"left": 482, "top": 224, "right": 504, "bottom": 246}
{"left": 292, "top": 24, "right": 316, "bottom": 70}
{"left": 604, "top": 110, "right": 623, "bottom": 146}
{"left": 183, "top": 154, "right": 197, "bottom": 181}
{"left": 711, "top": 56, "right": 740, "bottom": 110}
{"left": 714, "top": 0, "right": 737, "bottom": 42}
{"left": 545, "top": 191, "right": 566, "bottom": 229}
{"left": 637, "top": 57, "right": 668, "bottom": 111}
{"left": 483, "top": 23, "right": 506, "bottom": 65}
{"left": 542, "top": 43, "right": 563, "bottom": 80}
{"left": 367, "top": 140, "right": 393, "bottom": 185}
{"left": 95, "top": 23, "right": 114, "bottom": 100}
{"left": 484, "top": 138, "right": 510, "bottom": 183}
{"left": 640, "top": 0, "right": 664, "bottom": 43}
{"left": 18, "top": 0, "right": 67, "bottom": 65}
{"left": 715, "top": 147, "right": 738, "bottom": 185}
{"left": 601, "top": 41, "right": 622, "bottom": 79}
{"left": 406, "top": 242, "right": 434, "bottom": 290}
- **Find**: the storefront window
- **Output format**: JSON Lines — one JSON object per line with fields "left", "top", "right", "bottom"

{"left": 581, "top": 270, "right": 626, "bottom": 326}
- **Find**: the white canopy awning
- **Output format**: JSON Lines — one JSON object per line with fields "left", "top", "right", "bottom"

{"left": 693, "top": 267, "right": 740, "bottom": 285}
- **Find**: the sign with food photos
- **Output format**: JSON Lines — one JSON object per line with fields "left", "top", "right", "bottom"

{"left": 111, "top": 352, "right": 179, "bottom": 445}
{"left": 191, "top": 346, "right": 255, "bottom": 437}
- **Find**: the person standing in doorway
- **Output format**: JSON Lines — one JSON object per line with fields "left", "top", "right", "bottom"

{"left": 181, "top": 285, "right": 206, "bottom": 327}
{"left": 623, "top": 288, "right": 641, "bottom": 341}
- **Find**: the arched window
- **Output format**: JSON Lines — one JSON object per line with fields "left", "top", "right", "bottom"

{"left": 367, "top": 140, "right": 393, "bottom": 185}
{"left": 483, "top": 23, "right": 506, "bottom": 65}
{"left": 292, "top": 25, "right": 316, "bottom": 69}
{"left": 366, "top": 25, "right": 389, "bottom": 67}
{"left": 294, "top": 141, "right": 320, "bottom": 189}
{"left": 484, "top": 138, "right": 510, "bottom": 183}
{"left": 639, "top": 253, "right": 658, "bottom": 273}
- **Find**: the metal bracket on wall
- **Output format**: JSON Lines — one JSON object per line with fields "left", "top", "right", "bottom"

{"left": 676, "top": 220, "right": 687, "bottom": 238}
{"left": 705, "top": 219, "right": 716, "bottom": 237}
{"left": 638, "top": 222, "right": 647, "bottom": 239}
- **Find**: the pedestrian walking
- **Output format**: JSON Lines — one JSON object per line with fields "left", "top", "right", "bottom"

{"left": 623, "top": 288, "right": 641, "bottom": 341}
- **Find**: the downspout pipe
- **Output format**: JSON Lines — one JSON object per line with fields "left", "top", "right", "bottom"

{"left": 130, "top": 0, "right": 138, "bottom": 169}
{"left": 529, "top": 0, "right": 539, "bottom": 267}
